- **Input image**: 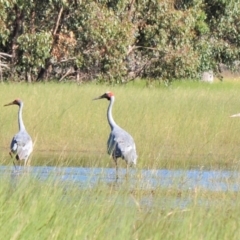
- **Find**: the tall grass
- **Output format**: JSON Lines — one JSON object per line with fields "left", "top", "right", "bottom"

{"left": 1, "top": 81, "right": 240, "bottom": 169}
{"left": 0, "top": 171, "right": 240, "bottom": 239}
{"left": 1, "top": 81, "right": 240, "bottom": 239}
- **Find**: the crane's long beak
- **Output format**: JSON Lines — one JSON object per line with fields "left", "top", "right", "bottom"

{"left": 93, "top": 96, "right": 101, "bottom": 100}
{"left": 93, "top": 94, "right": 105, "bottom": 100}
{"left": 4, "top": 102, "right": 14, "bottom": 107}
{"left": 230, "top": 113, "right": 240, "bottom": 118}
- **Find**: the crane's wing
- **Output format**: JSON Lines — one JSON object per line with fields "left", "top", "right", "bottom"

{"left": 11, "top": 131, "right": 33, "bottom": 160}
{"left": 115, "top": 134, "right": 137, "bottom": 164}
{"left": 108, "top": 128, "right": 137, "bottom": 165}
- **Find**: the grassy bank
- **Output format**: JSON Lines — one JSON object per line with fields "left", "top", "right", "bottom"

{"left": 1, "top": 81, "right": 240, "bottom": 169}
{"left": 0, "top": 171, "right": 240, "bottom": 239}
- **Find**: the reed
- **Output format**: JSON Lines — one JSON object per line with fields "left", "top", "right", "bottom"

{"left": 0, "top": 81, "right": 240, "bottom": 170}
{"left": 0, "top": 170, "right": 239, "bottom": 239}
{"left": 1, "top": 80, "right": 240, "bottom": 239}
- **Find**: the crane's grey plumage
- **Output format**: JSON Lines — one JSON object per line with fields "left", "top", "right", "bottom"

{"left": 94, "top": 92, "right": 137, "bottom": 177}
{"left": 4, "top": 99, "right": 33, "bottom": 168}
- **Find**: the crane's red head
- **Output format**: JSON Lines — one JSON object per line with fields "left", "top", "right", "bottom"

{"left": 93, "top": 92, "right": 114, "bottom": 101}
{"left": 4, "top": 99, "right": 22, "bottom": 107}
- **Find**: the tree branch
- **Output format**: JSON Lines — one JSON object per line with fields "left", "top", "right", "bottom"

{"left": 59, "top": 68, "right": 74, "bottom": 81}
{"left": 53, "top": 7, "right": 63, "bottom": 36}
{"left": 60, "top": 57, "right": 76, "bottom": 63}
{"left": 127, "top": 45, "right": 160, "bottom": 55}
{"left": 0, "top": 52, "right": 12, "bottom": 58}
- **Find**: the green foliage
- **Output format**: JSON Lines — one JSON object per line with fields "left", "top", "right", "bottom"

{"left": 0, "top": 0, "right": 240, "bottom": 82}
{"left": 71, "top": 1, "right": 135, "bottom": 82}
{"left": 0, "top": 2, "right": 10, "bottom": 46}
{"left": 204, "top": 0, "right": 240, "bottom": 69}
{"left": 135, "top": 2, "right": 205, "bottom": 80}
{"left": 17, "top": 32, "right": 52, "bottom": 70}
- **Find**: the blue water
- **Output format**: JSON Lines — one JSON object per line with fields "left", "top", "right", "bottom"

{"left": 1, "top": 166, "right": 240, "bottom": 192}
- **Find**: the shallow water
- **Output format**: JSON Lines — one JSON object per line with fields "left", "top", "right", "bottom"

{"left": 1, "top": 166, "right": 240, "bottom": 192}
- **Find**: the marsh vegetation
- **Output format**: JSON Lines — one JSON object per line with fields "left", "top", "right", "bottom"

{"left": 1, "top": 81, "right": 240, "bottom": 169}
{"left": 1, "top": 81, "right": 240, "bottom": 239}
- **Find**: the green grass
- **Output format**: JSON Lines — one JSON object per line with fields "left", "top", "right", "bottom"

{"left": 0, "top": 171, "right": 240, "bottom": 239}
{"left": 1, "top": 81, "right": 240, "bottom": 239}
{"left": 1, "top": 80, "right": 240, "bottom": 169}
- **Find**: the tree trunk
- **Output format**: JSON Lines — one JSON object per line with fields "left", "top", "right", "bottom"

{"left": 25, "top": 69, "right": 32, "bottom": 83}
{"left": 36, "top": 7, "right": 64, "bottom": 81}
{"left": 11, "top": 4, "right": 24, "bottom": 65}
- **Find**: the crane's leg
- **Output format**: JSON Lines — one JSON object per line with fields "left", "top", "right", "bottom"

{"left": 123, "top": 162, "right": 130, "bottom": 180}
{"left": 9, "top": 152, "right": 17, "bottom": 170}
{"left": 126, "top": 163, "right": 129, "bottom": 178}
{"left": 113, "top": 157, "right": 118, "bottom": 180}
{"left": 13, "top": 160, "right": 17, "bottom": 170}
{"left": 24, "top": 158, "right": 28, "bottom": 167}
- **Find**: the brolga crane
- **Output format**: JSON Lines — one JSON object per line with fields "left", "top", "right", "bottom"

{"left": 4, "top": 99, "right": 33, "bottom": 169}
{"left": 94, "top": 92, "right": 137, "bottom": 178}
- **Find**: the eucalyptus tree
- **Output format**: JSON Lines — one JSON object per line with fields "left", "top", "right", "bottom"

{"left": 0, "top": 0, "right": 240, "bottom": 82}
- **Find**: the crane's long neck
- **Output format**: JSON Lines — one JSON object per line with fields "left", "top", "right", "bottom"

{"left": 18, "top": 103, "right": 26, "bottom": 131}
{"left": 107, "top": 96, "right": 117, "bottom": 130}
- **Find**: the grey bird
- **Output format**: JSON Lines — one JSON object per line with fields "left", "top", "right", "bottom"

{"left": 94, "top": 92, "right": 137, "bottom": 178}
{"left": 4, "top": 99, "right": 33, "bottom": 168}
